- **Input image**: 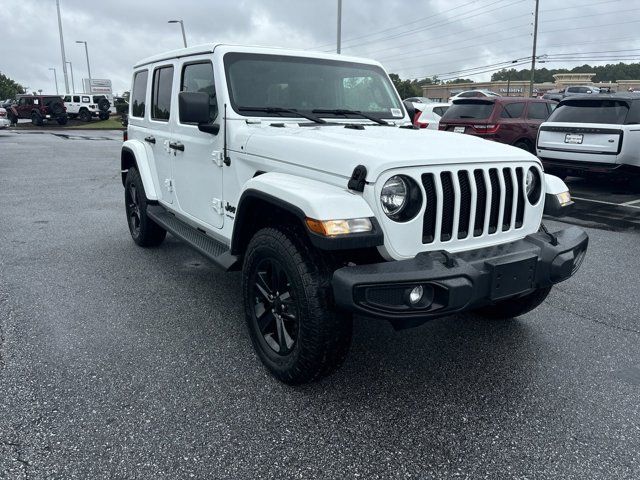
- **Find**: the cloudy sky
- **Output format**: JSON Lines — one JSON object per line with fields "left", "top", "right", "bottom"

{"left": 2, "top": 0, "right": 639, "bottom": 95}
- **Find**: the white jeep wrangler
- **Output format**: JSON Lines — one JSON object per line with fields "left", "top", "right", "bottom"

{"left": 63, "top": 94, "right": 112, "bottom": 121}
{"left": 121, "top": 45, "right": 588, "bottom": 384}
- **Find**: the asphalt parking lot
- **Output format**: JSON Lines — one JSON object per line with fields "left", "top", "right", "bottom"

{"left": 1, "top": 130, "right": 639, "bottom": 479}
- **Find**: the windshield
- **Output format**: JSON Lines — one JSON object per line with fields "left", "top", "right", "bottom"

{"left": 442, "top": 101, "right": 495, "bottom": 120}
{"left": 224, "top": 53, "right": 403, "bottom": 120}
{"left": 549, "top": 99, "right": 630, "bottom": 124}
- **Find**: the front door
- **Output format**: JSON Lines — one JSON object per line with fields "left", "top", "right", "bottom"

{"left": 170, "top": 59, "right": 224, "bottom": 229}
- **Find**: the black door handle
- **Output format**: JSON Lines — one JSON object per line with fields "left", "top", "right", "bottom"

{"left": 169, "top": 141, "right": 184, "bottom": 152}
{"left": 144, "top": 136, "right": 156, "bottom": 144}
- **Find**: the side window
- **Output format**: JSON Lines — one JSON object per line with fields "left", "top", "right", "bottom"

{"left": 566, "top": 87, "right": 575, "bottom": 94}
{"left": 501, "top": 102, "right": 525, "bottom": 118}
{"left": 152, "top": 66, "right": 174, "bottom": 121}
{"left": 460, "top": 92, "right": 473, "bottom": 98}
{"left": 526, "top": 102, "right": 549, "bottom": 120}
{"left": 82, "top": 96, "right": 90, "bottom": 103}
{"left": 63, "top": 96, "right": 71, "bottom": 102}
{"left": 180, "top": 62, "right": 217, "bottom": 123}
{"left": 547, "top": 102, "right": 557, "bottom": 114}
{"left": 73, "top": 96, "right": 80, "bottom": 102}
{"left": 433, "top": 106, "right": 448, "bottom": 117}
{"left": 131, "top": 70, "right": 148, "bottom": 118}
{"left": 18, "top": 97, "right": 26, "bottom": 106}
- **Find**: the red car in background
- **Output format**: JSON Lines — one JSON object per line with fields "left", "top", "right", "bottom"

{"left": 438, "top": 97, "right": 556, "bottom": 153}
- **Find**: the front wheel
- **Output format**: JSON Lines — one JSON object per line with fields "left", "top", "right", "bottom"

{"left": 242, "top": 227, "right": 352, "bottom": 384}
{"left": 79, "top": 109, "right": 92, "bottom": 122}
{"left": 475, "top": 286, "right": 552, "bottom": 320}
{"left": 124, "top": 168, "right": 166, "bottom": 247}
{"left": 31, "top": 112, "right": 43, "bottom": 126}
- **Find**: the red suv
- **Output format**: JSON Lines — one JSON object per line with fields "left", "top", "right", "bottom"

{"left": 7, "top": 95, "right": 68, "bottom": 126}
{"left": 438, "top": 97, "right": 555, "bottom": 153}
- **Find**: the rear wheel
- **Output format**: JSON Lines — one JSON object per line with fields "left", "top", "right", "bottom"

{"left": 56, "top": 116, "right": 68, "bottom": 125}
{"left": 475, "top": 287, "right": 552, "bottom": 320}
{"left": 7, "top": 112, "right": 17, "bottom": 125}
{"left": 124, "top": 168, "right": 166, "bottom": 247}
{"left": 98, "top": 111, "right": 109, "bottom": 121}
{"left": 79, "top": 109, "right": 92, "bottom": 122}
{"left": 242, "top": 227, "right": 352, "bottom": 384}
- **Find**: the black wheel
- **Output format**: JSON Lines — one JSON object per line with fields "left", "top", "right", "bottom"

{"left": 7, "top": 112, "right": 17, "bottom": 125}
{"left": 50, "top": 101, "right": 65, "bottom": 116}
{"left": 243, "top": 227, "right": 352, "bottom": 384}
{"left": 124, "top": 168, "right": 166, "bottom": 247}
{"left": 79, "top": 109, "right": 92, "bottom": 122}
{"left": 98, "top": 98, "right": 111, "bottom": 112}
{"left": 57, "top": 116, "right": 68, "bottom": 125}
{"left": 98, "top": 111, "right": 109, "bottom": 121}
{"left": 475, "top": 286, "right": 552, "bottom": 320}
{"left": 31, "top": 112, "right": 43, "bottom": 126}
{"left": 514, "top": 140, "right": 533, "bottom": 153}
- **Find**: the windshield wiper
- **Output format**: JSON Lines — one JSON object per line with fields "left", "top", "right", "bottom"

{"left": 238, "top": 106, "right": 326, "bottom": 124}
{"left": 312, "top": 109, "right": 390, "bottom": 125}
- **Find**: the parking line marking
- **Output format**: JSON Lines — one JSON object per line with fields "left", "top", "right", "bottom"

{"left": 620, "top": 199, "right": 640, "bottom": 206}
{"left": 572, "top": 196, "right": 640, "bottom": 210}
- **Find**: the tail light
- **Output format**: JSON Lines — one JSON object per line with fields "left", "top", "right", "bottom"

{"left": 0, "top": 111, "right": 5, "bottom": 118}
{"left": 472, "top": 124, "right": 500, "bottom": 134}
{"left": 412, "top": 111, "right": 429, "bottom": 129}
{"left": 123, "top": 130, "right": 128, "bottom": 142}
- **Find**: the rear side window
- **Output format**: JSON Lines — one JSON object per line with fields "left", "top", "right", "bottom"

{"left": 131, "top": 70, "right": 149, "bottom": 118}
{"left": 549, "top": 100, "right": 630, "bottom": 124}
{"left": 526, "top": 102, "right": 550, "bottom": 120}
{"left": 73, "top": 96, "right": 80, "bottom": 102}
{"left": 442, "top": 101, "right": 494, "bottom": 120}
{"left": 501, "top": 102, "right": 525, "bottom": 118}
{"left": 81, "top": 96, "right": 90, "bottom": 103}
{"left": 152, "top": 66, "right": 174, "bottom": 121}
{"left": 181, "top": 62, "right": 217, "bottom": 123}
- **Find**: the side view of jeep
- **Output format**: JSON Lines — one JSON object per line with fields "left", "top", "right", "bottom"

{"left": 8, "top": 94, "right": 68, "bottom": 125}
{"left": 63, "top": 94, "right": 112, "bottom": 121}
{"left": 121, "top": 44, "right": 588, "bottom": 384}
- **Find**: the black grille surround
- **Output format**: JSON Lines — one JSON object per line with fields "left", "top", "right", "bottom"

{"left": 419, "top": 165, "right": 531, "bottom": 245}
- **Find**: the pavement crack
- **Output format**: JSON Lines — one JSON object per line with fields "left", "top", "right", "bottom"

{"left": 1, "top": 439, "right": 31, "bottom": 477}
{"left": 546, "top": 300, "right": 640, "bottom": 335}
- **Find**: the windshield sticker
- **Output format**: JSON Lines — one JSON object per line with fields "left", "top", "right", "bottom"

{"left": 390, "top": 108, "right": 402, "bottom": 117}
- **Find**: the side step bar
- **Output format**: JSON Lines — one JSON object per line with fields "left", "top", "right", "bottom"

{"left": 147, "top": 205, "right": 239, "bottom": 271}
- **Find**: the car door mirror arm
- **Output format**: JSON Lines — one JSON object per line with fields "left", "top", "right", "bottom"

{"left": 198, "top": 123, "right": 220, "bottom": 135}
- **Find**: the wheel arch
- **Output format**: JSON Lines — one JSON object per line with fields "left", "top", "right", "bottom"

{"left": 121, "top": 141, "right": 158, "bottom": 201}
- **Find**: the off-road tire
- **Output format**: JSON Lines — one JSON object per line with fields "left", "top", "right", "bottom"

{"left": 31, "top": 112, "right": 43, "bottom": 126}
{"left": 475, "top": 286, "right": 552, "bottom": 320}
{"left": 242, "top": 227, "right": 353, "bottom": 384}
{"left": 79, "top": 109, "right": 92, "bottom": 122}
{"left": 7, "top": 111, "right": 17, "bottom": 125}
{"left": 124, "top": 167, "right": 166, "bottom": 247}
{"left": 50, "top": 101, "right": 65, "bottom": 116}
{"left": 98, "top": 111, "right": 110, "bottom": 121}
{"left": 98, "top": 98, "right": 111, "bottom": 112}
{"left": 57, "top": 116, "right": 68, "bottom": 125}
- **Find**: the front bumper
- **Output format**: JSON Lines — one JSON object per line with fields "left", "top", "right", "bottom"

{"left": 332, "top": 226, "right": 588, "bottom": 323}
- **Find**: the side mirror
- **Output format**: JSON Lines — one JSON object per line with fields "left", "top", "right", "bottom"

{"left": 403, "top": 100, "right": 416, "bottom": 122}
{"left": 178, "top": 91, "right": 220, "bottom": 134}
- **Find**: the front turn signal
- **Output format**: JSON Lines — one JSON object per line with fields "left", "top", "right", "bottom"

{"left": 306, "top": 218, "right": 373, "bottom": 236}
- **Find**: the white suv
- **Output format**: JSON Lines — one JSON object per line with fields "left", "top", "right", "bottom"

{"left": 537, "top": 95, "right": 640, "bottom": 187}
{"left": 121, "top": 44, "right": 587, "bottom": 384}
{"left": 63, "top": 94, "right": 112, "bottom": 121}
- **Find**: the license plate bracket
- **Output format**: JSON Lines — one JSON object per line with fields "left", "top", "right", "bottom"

{"left": 485, "top": 253, "right": 537, "bottom": 301}
{"left": 454, "top": 126, "right": 466, "bottom": 134}
{"left": 564, "top": 133, "right": 583, "bottom": 144}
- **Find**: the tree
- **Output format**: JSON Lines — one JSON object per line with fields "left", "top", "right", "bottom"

{"left": 389, "top": 73, "right": 423, "bottom": 99}
{"left": 491, "top": 62, "right": 640, "bottom": 83}
{"left": 0, "top": 72, "right": 25, "bottom": 99}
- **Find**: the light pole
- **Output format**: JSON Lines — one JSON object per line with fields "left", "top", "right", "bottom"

{"left": 76, "top": 40, "right": 92, "bottom": 92}
{"left": 336, "top": 0, "right": 342, "bottom": 54}
{"left": 66, "top": 61, "right": 75, "bottom": 93}
{"left": 168, "top": 20, "right": 187, "bottom": 48}
{"left": 49, "top": 68, "right": 59, "bottom": 95}
{"left": 530, "top": 0, "right": 540, "bottom": 97}
{"left": 55, "top": 0, "right": 70, "bottom": 93}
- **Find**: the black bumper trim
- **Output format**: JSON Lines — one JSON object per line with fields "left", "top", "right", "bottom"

{"left": 331, "top": 227, "right": 588, "bottom": 321}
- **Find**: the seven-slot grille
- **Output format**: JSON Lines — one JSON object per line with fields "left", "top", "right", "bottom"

{"left": 421, "top": 166, "right": 527, "bottom": 244}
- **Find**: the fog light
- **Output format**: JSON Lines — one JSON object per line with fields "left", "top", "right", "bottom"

{"left": 409, "top": 285, "right": 423, "bottom": 304}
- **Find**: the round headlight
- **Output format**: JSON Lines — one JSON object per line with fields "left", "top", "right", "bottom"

{"left": 525, "top": 167, "right": 542, "bottom": 204}
{"left": 381, "top": 175, "right": 408, "bottom": 216}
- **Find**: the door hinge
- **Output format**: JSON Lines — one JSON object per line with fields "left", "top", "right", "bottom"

{"left": 211, "top": 198, "right": 223, "bottom": 214}
{"left": 212, "top": 151, "right": 225, "bottom": 167}
{"left": 164, "top": 178, "right": 174, "bottom": 192}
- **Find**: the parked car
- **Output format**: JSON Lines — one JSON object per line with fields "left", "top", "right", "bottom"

{"left": 542, "top": 89, "right": 564, "bottom": 102}
{"left": 563, "top": 86, "right": 600, "bottom": 97}
{"left": 411, "top": 102, "right": 450, "bottom": 129}
{"left": 120, "top": 44, "right": 586, "bottom": 384}
{"left": 7, "top": 95, "right": 68, "bottom": 126}
{"left": 438, "top": 97, "right": 556, "bottom": 153}
{"left": 0, "top": 107, "right": 11, "bottom": 128}
{"left": 403, "top": 96, "right": 434, "bottom": 104}
{"left": 447, "top": 90, "right": 500, "bottom": 103}
{"left": 63, "top": 94, "right": 111, "bottom": 121}
{"left": 536, "top": 94, "right": 640, "bottom": 187}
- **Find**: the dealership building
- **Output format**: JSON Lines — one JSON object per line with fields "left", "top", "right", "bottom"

{"left": 421, "top": 73, "right": 640, "bottom": 101}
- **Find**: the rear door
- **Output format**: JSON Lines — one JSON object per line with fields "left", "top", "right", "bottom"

{"left": 170, "top": 57, "right": 224, "bottom": 229}
{"left": 537, "top": 99, "right": 629, "bottom": 162}
{"left": 497, "top": 101, "right": 526, "bottom": 144}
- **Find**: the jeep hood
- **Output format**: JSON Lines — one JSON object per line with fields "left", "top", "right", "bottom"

{"left": 240, "top": 123, "right": 538, "bottom": 181}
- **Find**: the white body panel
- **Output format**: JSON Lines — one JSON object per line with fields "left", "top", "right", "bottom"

{"left": 537, "top": 121, "right": 640, "bottom": 167}
{"left": 416, "top": 103, "right": 450, "bottom": 130}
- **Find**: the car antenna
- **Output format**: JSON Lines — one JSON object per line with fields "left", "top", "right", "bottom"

{"left": 223, "top": 103, "right": 231, "bottom": 166}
